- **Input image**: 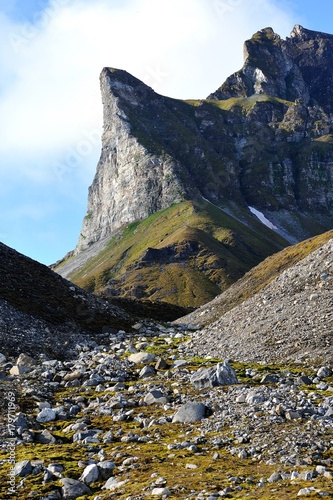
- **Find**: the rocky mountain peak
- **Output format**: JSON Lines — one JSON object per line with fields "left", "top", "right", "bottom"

{"left": 209, "top": 24, "right": 333, "bottom": 110}
{"left": 57, "top": 25, "right": 333, "bottom": 307}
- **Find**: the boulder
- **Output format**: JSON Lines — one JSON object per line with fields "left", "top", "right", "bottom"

{"left": 97, "top": 460, "right": 116, "bottom": 479}
{"left": 190, "top": 361, "right": 238, "bottom": 389}
{"left": 144, "top": 390, "right": 169, "bottom": 405}
{"left": 35, "top": 429, "right": 57, "bottom": 444}
{"left": 128, "top": 352, "right": 156, "bottom": 364}
{"left": 61, "top": 478, "right": 91, "bottom": 499}
{"left": 172, "top": 402, "right": 212, "bottom": 423}
{"left": 36, "top": 408, "right": 57, "bottom": 423}
{"left": 138, "top": 365, "right": 156, "bottom": 378}
{"left": 317, "top": 366, "right": 332, "bottom": 378}
{"left": 79, "top": 463, "right": 99, "bottom": 484}
{"left": 13, "top": 460, "right": 32, "bottom": 477}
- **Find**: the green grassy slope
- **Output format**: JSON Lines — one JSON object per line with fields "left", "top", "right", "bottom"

{"left": 178, "top": 229, "right": 333, "bottom": 325}
{"left": 58, "top": 200, "right": 288, "bottom": 308}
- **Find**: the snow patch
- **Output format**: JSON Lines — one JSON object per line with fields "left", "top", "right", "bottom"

{"left": 248, "top": 206, "right": 278, "bottom": 230}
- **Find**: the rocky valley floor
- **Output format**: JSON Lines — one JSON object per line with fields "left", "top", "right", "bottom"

{"left": 0, "top": 322, "right": 332, "bottom": 499}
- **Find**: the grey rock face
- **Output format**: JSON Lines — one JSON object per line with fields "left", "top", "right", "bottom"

{"left": 172, "top": 402, "right": 212, "bottom": 423}
{"left": 190, "top": 361, "right": 238, "bottom": 389}
{"left": 76, "top": 69, "right": 185, "bottom": 252}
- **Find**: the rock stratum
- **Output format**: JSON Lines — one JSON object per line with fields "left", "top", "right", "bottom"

{"left": 55, "top": 24, "right": 333, "bottom": 307}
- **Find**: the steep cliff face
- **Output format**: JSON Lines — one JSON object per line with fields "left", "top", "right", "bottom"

{"left": 77, "top": 68, "right": 186, "bottom": 252}
{"left": 59, "top": 25, "right": 333, "bottom": 307}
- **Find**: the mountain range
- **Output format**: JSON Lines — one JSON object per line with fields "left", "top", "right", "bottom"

{"left": 54, "top": 24, "right": 333, "bottom": 307}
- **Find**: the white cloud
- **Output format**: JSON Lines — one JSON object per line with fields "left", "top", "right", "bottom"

{"left": 0, "top": 0, "right": 296, "bottom": 167}
{"left": 0, "top": 0, "right": 299, "bottom": 263}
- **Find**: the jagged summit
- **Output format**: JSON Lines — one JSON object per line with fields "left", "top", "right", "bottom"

{"left": 209, "top": 25, "right": 333, "bottom": 111}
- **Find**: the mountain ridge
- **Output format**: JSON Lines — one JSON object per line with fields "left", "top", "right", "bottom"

{"left": 55, "top": 24, "right": 333, "bottom": 307}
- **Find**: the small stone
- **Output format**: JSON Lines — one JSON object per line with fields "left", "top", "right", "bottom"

{"left": 35, "top": 429, "right": 57, "bottom": 444}
{"left": 13, "top": 460, "right": 32, "bottom": 477}
{"left": 16, "top": 353, "right": 37, "bottom": 367}
{"left": 151, "top": 488, "right": 171, "bottom": 496}
{"left": 298, "top": 375, "right": 313, "bottom": 385}
{"left": 10, "top": 365, "right": 31, "bottom": 376}
{"left": 267, "top": 472, "right": 282, "bottom": 483}
{"left": 144, "top": 390, "right": 168, "bottom": 405}
{"left": 261, "top": 374, "right": 279, "bottom": 383}
{"left": 128, "top": 352, "right": 156, "bottom": 364}
{"left": 36, "top": 408, "right": 57, "bottom": 423}
{"left": 61, "top": 478, "right": 91, "bottom": 499}
{"left": 299, "top": 471, "right": 313, "bottom": 481}
{"left": 155, "top": 358, "right": 169, "bottom": 370}
{"left": 173, "top": 359, "right": 188, "bottom": 368}
{"left": 63, "top": 370, "right": 83, "bottom": 381}
{"left": 79, "top": 463, "right": 99, "bottom": 484}
{"left": 47, "top": 463, "right": 64, "bottom": 475}
{"left": 190, "top": 361, "right": 238, "bottom": 389}
{"left": 97, "top": 461, "right": 116, "bottom": 479}
{"left": 317, "top": 366, "right": 332, "bottom": 378}
{"left": 172, "top": 402, "right": 212, "bottom": 423}
{"left": 139, "top": 365, "right": 156, "bottom": 378}
{"left": 285, "top": 410, "right": 301, "bottom": 420}
{"left": 297, "top": 487, "right": 317, "bottom": 496}
{"left": 102, "top": 477, "right": 128, "bottom": 490}
{"left": 103, "top": 430, "right": 114, "bottom": 443}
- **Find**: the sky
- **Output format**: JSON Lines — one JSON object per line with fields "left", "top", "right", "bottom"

{"left": 1, "top": 0, "right": 333, "bottom": 265}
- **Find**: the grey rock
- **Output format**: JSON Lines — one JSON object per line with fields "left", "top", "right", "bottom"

{"left": 128, "top": 352, "right": 156, "bottom": 364}
{"left": 172, "top": 402, "right": 212, "bottom": 423}
{"left": 155, "top": 357, "right": 169, "bottom": 370}
{"left": 35, "top": 429, "right": 57, "bottom": 444}
{"left": 97, "top": 460, "right": 116, "bottom": 479}
{"left": 36, "top": 408, "right": 57, "bottom": 423}
{"left": 260, "top": 374, "right": 279, "bottom": 383}
{"left": 79, "top": 463, "right": 100, "bottom": 484}
{"left": 191, "top": 361, "right": 238, "bottom": 389}
{"left": 13, "top": 460, "right": 32, "bottom": 477}
{"left": 317, "top": 366, "right": 332, "bottom": 378}
{"left": 324, "top": 407, "right": 333, "bottom": 418}
{"left": 298, "top": 375, "right": 313, "bottom": 385}
{"left": 102, "top": 476, "right": 128, "bottom": 490}
{"left": 144, "top": 390, "right": 168, "bottom": 405}
{"left": 47, "top": 463, "right": 64, "bottom": 475}
{"left": 138, "top": 365, "right": 156, "bottom": 378}
{"left": 61, "top": 478, "right": 91, "bottom": 499}
{"left": 267, "top": 472, "right": 282, "bottom": 483}
{"left": 297, "top": 487, "right": 317, "bottom": 496}
{"left": 245, "top": 391, "right": 265, "bottom": 404}
{"left": 151, "top": 488, "right": 171, "bottom": 496}
{"left": 10, "top": 364, "right": 31, "bottom": 375}
{"left": 16, "top": 353, "right": 37, "bottom": 367}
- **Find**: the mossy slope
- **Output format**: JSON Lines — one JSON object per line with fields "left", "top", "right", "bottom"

{"left": 57, "top": 200, "right": 288, "bottom": 308}
{"left": 179, "top": 229, "right": 333, "bottom": 325}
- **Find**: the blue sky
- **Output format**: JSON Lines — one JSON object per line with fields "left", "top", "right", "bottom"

{"left": 1, "top": 0, "right": 333, "bottom": 265}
